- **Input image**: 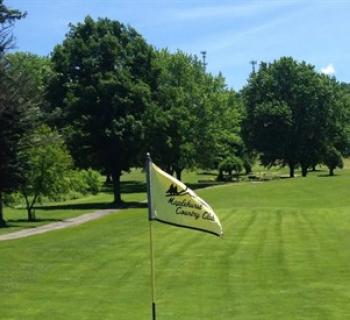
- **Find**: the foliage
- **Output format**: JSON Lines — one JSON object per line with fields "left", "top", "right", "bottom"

{"left": 47, "top": 16, "right": 157, "bottom": 203}
{"left": 0, "top": 0, "right": 27, "bottom": 226}
{"left": 144, "top": 50, "right": 239, "bottom": 180}
{"left": 218, "top": 156, "right": 243, "bottom": 180}
{"left": 144, "top": 50, "right": 203, "bottom": 180}
{"left": 18, "top": 125, "right": 73, "bottom": 221}
{"left": 5, "top": 52, "right": 52, "bottom": 115}
{"left": 242, "top": 57, "right": 347, "bottom": 177}
{"left": 70, "top": 169, "right": 102, "bottom": 196}
{"left": 3, "top": 192, "right": 23, "bottom": 207}
{"left": 0, "top": 60, "right": 38, "bottom": 225}
{"left": 0, "top": 0, "right": 26, "bottom": 55}
{"left": 322, "top": 147, "right": 343, "bottom": 176}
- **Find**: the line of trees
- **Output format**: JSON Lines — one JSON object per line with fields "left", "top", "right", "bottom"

{"left": 242, "top": 58, "right": 350, "bottom": 177}
{"left": 1, "top": 1, "right": 350, "bottom": 226}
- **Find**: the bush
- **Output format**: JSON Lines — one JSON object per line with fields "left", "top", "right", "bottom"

{"left": 322, "top": 147, "right": 343, "bottom": 176}
{"left": 70, "top": 169, "right": 102, "bottom": 195}
{"left": 218, "top": 156, "right": 243, "bottom": 180}
{"left": 3, "top": 192, "right": 24, "bottom": 208}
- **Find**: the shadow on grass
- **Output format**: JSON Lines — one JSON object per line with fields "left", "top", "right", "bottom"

{"left": 198, "top": 171, "right": 218, "bottom": 177}
{"left": 318, "top": 174, "right": 335, "bottom": 177}
{"left": 1, "top": 218, "right": 64, "bottom": 229}
{"left": 186, "top": 182, "right": 225, "bottom": 190}
{"left": 103, "top": 181, "right": 147, "bottom": 194}
{"left": 38, "top": 200, "right": 147, "bottom": 211}
{"left": 7, "top": 218, "right": 63, "bottom": 223}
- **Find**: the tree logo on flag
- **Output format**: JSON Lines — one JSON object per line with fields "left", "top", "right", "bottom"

{"left": 165, "top": 184, "right": 189, "bottom": 197}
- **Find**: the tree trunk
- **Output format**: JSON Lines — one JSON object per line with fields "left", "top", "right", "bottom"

{"left": 312, "top": 164, "right": 317, "bottom": 171}
{"left": 105, "top": 174, "right": 112, "bottom": 184}
{"left": 0, "top": 191, "right": 6, "bottom": 227}
{"left": 28, "top": 207, "right": 36, "bottom": 222}
{"left": 217, "top": 169, "right": 223, "bottom": 181}
{"left": 301, "top": 165, "right": 308, "bottom": 177}
{"left": 24, "top": 194, "right": 37, "bottom": 221}
{"left": 165, "top": 165, "right": 174, "bottom": 176}
{"left": 175, "top": 168, "right": 182, "bottom": 181}
{"left": 329, "top": 168, "right": 334, "bottom": 176}
{"left": 111, "top": 169, "right": 122, "bottom": 204}
{"left": 289, "top": 163, "right": 295, "bottom": 178}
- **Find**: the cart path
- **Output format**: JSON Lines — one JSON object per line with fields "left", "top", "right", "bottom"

{"left": 0, "top": 209, "right": 118, "bottom": 241}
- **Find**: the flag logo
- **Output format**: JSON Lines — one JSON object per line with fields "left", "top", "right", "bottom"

{"left": 147, "top": 161, "right": 223, "bottom": 236}
{"left": 166, "top": 184, "right": 189, "bottom": 196}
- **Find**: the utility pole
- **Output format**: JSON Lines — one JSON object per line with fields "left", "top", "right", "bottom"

{"left": 201, "top": 51, "right": 207, "bottom": 70}
{"left": 250, "top": 60, "right": 257, "bottom": 73}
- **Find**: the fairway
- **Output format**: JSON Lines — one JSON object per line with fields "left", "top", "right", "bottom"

{"left": 1, "top": 172, "right": 350, "bottom": 319}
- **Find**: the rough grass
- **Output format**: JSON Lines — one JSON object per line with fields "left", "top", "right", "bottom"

{"left": 1, "top": 167, "right": 350, "bottom": 319}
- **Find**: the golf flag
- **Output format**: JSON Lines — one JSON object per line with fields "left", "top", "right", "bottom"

{"left": 146, "top": 158, "right": 223, "bottom": 237}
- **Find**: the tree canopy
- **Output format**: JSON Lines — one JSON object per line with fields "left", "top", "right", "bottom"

{"left": 0, "top": 1, "right": 28, "bottom": 226}
{"left": 0, "top": 0, "right": 25, "bottom": 55}
{"left": 242, "top": 57, "right": 347, "bottom": 177}
{"left": 18, "top": 125, "right": 73, "bottom": 221}
{"left": 47, "top": 16, "right": 157, "bottom": 203}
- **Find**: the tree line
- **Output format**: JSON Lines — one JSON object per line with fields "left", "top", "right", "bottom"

{"left": 1, "top": 1, "right": 350, "bottom": 225}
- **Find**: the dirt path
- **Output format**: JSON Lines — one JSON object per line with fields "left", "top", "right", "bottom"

{"left": 0, "top": 209, "right": 117, "bottom": 241}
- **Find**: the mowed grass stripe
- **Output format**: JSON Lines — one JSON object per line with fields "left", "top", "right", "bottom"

{"left": 1, "top": 172, "right": 350, "bottom": 319}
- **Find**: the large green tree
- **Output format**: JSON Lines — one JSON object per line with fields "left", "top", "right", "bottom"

{"left": 47, "top": 16, "right": 157, "bottom": 203}
{"left": 242, "top": 57, "right": 345, "bottom": 177}
{"left": 144, "top": 50, "right": 203, "bottom": 180}
{"left": 0, "top": 1, "right": 27, "bottom": 226}
{"left": 144, "top": 50, "right": 240, "bottom": 180}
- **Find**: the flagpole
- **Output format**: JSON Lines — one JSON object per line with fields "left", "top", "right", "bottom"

{"left": 146, "top": 153, "right": 157, "bottom": 320}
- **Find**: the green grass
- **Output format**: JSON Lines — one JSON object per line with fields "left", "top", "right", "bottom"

{"left": 1, "top": 167, "right": 350, "bottom": 319}
{"left": 0, "top": 168, "right": 218, "bottom": 235}
{"left": 0, "top": 191, "right": 145, "bottom": 236}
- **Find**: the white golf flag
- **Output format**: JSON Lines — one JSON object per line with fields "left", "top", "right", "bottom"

{"left": 147, "top": 161, "right": 223, "bottom": 237}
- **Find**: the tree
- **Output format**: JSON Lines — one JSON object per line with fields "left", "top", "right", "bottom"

{"left": 47, "top": 16, "right": 157, "bottom": 203}
{"left": 0, "top": 63, "right": 38, "bottom": 226}
{"left": 193, "top": 79, "right": 244, "bottom": 173}
{"left": 144, "top": 50, "right": 203, "bottom": 180}
{"left": 0, "top": 53, "right": 47, "bottom": 226}
{"left": 0, "top": 0, "right": 25, "bottom": 55}
{"left": 218, "top": 156, "right": 243, "bottom": 180}
{"left": 18, "top": 126, "right": 73, "bottom": 221}
{"left": 144, "top": 50, "right": 240, "bottom": 180}
{"left": 242, "top": 57, "right": 344, "bottom": 177}
{"left": 6, "top": 52, "right": 52, "bottom": 113}
{"left": 0, "top": 1, "right": 28, "bottom": 226}
{"left": 322, "top": 147, "right": 343, "bottom": 176}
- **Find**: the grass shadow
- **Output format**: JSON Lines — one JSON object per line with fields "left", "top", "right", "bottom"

{"left": 103, "top": 181, "right": 146, "bottom": 194}
{"left": 121, "top": 181, "right": 146, "bottom": 193}
{"left": 37, "top": 200, "right": 147, "bottom": 211}
{"left": 186, "top": 181, "right": 225, "bottom": 190}
{"left": 198, "top": 171, "right": 218, "bottom": 177}
{"left": 7, "top": 218, "right": 63, "bottom": 223}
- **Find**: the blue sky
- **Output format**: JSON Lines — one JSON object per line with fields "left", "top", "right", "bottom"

{"left": 6, "top": 0, "right": 350, "bottom": 90}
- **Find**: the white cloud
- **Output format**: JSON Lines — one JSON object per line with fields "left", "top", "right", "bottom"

{"left": 321, "top": 64, "right": 335, "bottom": 75}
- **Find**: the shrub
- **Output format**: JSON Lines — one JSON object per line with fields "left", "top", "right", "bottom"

{"left": 70, "top": 169, "right": 102, "bottom": 195}
{"left": 218, "top": 156, "right": 243, "bottom": 180}
{"left": 322, "top": 147, "right": 343, "bottom": 176}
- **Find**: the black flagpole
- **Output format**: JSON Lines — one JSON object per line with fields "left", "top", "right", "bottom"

{"left": 146, "top": 153, "right": 157, "bottom": 320}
